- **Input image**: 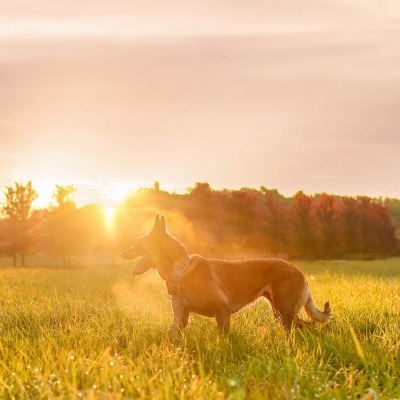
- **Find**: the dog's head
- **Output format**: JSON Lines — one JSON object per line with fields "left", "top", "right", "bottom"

{"left": 120, "top": 213, "right": 176, "bottom": 277}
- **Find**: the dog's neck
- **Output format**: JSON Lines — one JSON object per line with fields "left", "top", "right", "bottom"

{"left": 165, "top": 254, "right": 191, "bottom": 297}
{"left": 155, "top": 234, "right": 190, "bottom": 281}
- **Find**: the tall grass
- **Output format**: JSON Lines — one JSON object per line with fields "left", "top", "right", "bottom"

{"left": 0, "top": 259, "right": 399, "bottom": 399}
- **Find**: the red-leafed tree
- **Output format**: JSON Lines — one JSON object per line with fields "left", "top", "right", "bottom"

{"left": 315, "top": 194, "right": 340, "bottom": 258}
{"left": 338, "top": 196, "right": 398, "bottom": 258}
{"left": 185, "top": 182, "right": 226, "bottom": 236}
{"left": 371, "top": 201, "right": 398, "bottom": 256}
{"left": 290, "top": 191, "right": 316, "bottom": 258}
{"left": 356, "top": 197, "right": 397, "bottom": 258}
{"left": 226, "top": 189, "right": 260, "bottom": 233}
{"left": 260, "top": 187, "right": 288, "bottom": 255}
{"left": 339, "top": 197, "right": 360, "bottom": 256}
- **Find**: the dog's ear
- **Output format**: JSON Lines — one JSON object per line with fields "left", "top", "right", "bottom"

{"left": 160, "top": 214, "right": 167, "bottom": 231}
{"left": 152, "top": 213, "right": 166, "bottom": 233}
{"left": 153, "top": 213, "right": 161, "bottom": 230}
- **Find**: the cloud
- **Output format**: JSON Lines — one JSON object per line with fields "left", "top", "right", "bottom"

{"left": 0, "top": 0, "right": 399, "bottom": 39}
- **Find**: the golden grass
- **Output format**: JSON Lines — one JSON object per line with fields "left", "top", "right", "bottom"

{"left": 0, "top": 258, "right": 399, "bottom": 399}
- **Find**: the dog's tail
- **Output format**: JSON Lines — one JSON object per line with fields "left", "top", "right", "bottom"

{"left": 304, "top": 293, "right": 332, "bottom": 323}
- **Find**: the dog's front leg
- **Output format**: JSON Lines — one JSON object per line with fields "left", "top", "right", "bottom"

{"left": 215, "top": 310, "right": 231, "bottom": 335}
{"left": 169, "top": 298, "right": 189, "bottom": 339}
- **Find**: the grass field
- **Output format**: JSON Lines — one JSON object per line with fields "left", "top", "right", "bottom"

{"left": 0, "top": 258, "right": 399, "bottom": 399}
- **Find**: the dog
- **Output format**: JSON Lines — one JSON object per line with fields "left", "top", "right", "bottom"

{"left": 120, "top": 214, "right": 332, "bottom": 336}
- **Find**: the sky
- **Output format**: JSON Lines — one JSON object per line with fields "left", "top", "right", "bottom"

{"left": 1, "top": 0, "right": 400, "bottom": 207}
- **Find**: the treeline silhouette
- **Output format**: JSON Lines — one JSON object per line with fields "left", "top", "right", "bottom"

{"left": 1, "top": 181, "right": 399, "bottom": 266}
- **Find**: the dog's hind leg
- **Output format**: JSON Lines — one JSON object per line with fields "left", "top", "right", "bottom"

{"left": 273, "top": 297, "right": 303, "bottom": 330}
{"left": 276, "top": 311, "right": 295, "bottom": 330}
{"left": 273, "top": 283, "right": 311, "bottom": 330}
{"left": 215, "top": 310, "right": 231, "bottom": 335}
{"left": 263, "top": 292, "right": 280, "bottom": 322}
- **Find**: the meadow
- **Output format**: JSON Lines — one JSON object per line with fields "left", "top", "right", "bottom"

{"left": 0, "top": 257, "right": 399, "bottom": 399}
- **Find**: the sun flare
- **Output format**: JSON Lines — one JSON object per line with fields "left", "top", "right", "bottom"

{"left": 102, "top": 182, "right": 138, "bottom": 205}
{"left": 104, "top": 206, "right": 116, "bottom": 229}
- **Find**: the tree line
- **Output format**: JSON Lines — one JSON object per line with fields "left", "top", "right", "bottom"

{"left": 1, "top": 181, "right": 399, "bottom": 266}
{"left": 0, "top": 182, "right": 103, "bottom": 267}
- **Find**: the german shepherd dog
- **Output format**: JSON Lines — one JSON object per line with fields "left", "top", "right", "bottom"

{"left": 121, "top": 214, "right": 332, "bottom": 337}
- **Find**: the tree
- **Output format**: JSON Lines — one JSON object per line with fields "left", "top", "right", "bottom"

{"left": 384, "top": 198, "right": 400, "bottom": 246}
{"left": 227, "top": 189, "right": 260, "bottom": 232}
{"left": 260, "top": 187, "right": 288, "bottom": 255}
{"left": 339, "top": 197, "right": 360, "bottom": 256}
{"left": 371, "top": 200, "right": 398, "bottom": 256}
{"left": 1, "top": 181, "right": 38, "bottom": 266}
{"left": 290, "top": 191, "right": 316, "bottom": 258}
{"left": 356, "top": 197, "right": 397, "bottom": 258}
{"left": 46, "top": 185, "right": 78, "bottom": 267}
{"left": 51, "top": 184, "right": 76, "bottom": 208}
{"left": 186, "top": 182, "right": 219, "bottom": 228}
{"left": 315, "top": 194, "right": 340, "bottom": 258}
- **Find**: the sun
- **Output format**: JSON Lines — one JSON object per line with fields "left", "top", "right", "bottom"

{"left": 104, "top": 206, "right": 116, "bottom": 229}
{"left": 102, "top": 181, "right": 138, "bottom": 205}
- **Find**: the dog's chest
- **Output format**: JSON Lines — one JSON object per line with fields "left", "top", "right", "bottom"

{"left": 178, "top": 279, "right": 231, "bottom": 317}
{"left": 179, "top": 290, "right": 226, "bottom": 317}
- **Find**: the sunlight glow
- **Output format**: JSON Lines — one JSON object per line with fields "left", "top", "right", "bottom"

{"left": 7, "top": 177, "right": 143, "bottom": 210}
{"left": 102, "top": 182, "right": 138, "bottom": 205}
{"left": 31, "top": 179, "right": 58, "bottom": 208}
{"left": 104, "top": 206, "right": 116, "bottom": 230}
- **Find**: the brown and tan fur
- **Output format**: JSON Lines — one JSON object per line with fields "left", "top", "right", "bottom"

{"left": 120, "top": 214, "right": 332, "bottom": 337}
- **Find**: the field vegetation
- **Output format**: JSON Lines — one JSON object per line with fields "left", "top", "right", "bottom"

{"left": 1, "top": 258, "right": 399, "bottom": 399}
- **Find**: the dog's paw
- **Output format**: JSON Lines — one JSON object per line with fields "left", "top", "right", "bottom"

{"left": 168, "top": 325, "right": 183, "bottom": 341}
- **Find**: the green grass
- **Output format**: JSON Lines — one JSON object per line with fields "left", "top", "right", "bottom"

{"left": 1, "top": 259, "right": 400, "bottom": 399}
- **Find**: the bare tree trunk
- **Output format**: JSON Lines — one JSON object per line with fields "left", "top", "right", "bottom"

{"left": 13, "top": 253, "right": 17, "bottom": 267}
{"left": 21, "top": 253, "right": 25, "bottom": 267}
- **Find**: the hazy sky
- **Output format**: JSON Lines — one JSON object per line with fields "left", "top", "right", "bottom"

{"left": 1, "top": 0, "right": 400, "bottom": 206}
